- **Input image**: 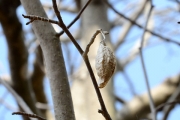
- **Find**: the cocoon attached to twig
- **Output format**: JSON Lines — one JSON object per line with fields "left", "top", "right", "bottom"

{"left": 95, "top": 40, "right": 116, "bottom": 88}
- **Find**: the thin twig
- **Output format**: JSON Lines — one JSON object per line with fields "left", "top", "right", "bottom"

{"left": 58, "top": 24, "right": 112, "bottom": 120}
{"left": 82, "top": 29, "right": 111, "bottom": 119}
{"left": 0, "top": 91, "right": 18, "bottom": 111}
{"left": 0, "top": 77, "right": 33, "bottom": 115}
{"left": 82, "top": 29, "right": 112, "bottom": 119}
{"left": 22, "top": 11, "right": 83, "bottom": 54}
{"left": 83, "top": 30, "right": 101, "bottom": 56}
{"left": 83, "top": 57, "right": 111, "bottom": 120}
{"left": 22, "top": 14, "right": 58, "bottom": 25}
{"left": 115, "top": 95, "right": 126, "bottom": 104}
{"left": 114, "top": 0, "right": 148, "bottom": 50}
{"left": 156, "top": 100, "right": 180, "bottom": 111}
{"left": 140, "top": 2, "right": 153, "bottom": 47}
{"left": 162, "top": 79, "right": 180, "bottom": 120}
{"left": 12, "top": 112, "right": 46, "bottom": 120}
{"left": 122, "top": 71, "right": 137, "bottom": 96}
{"left": 52, "top": 0, "right": 84, "bottom": 55}
{"left": 57, "top": 0, "right": 93, "bottom": 37}
{"left": 139, "top": 1, "right": 156, "bottom": 120}
{"left": 52, "top": 0, "right": 62, "bottom": 22}
{"left": 102, "top": 0, "right": 180, "bottom": 46}
{"left": 83, "top": 29, "right": 109, "bottom": 56}
{"left": 23, "top": 0, "right": 112, "bottom": 119}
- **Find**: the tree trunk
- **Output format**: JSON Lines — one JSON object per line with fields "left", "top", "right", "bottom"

{"left": 20, "top": 0, "right": 75, "bottom": 120}
{"left": 0, "top": 0, "right": 40, "bottom": 117}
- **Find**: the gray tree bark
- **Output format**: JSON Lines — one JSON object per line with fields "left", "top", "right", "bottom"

{"left": 20, "top": 0, "right": 75, "bottom": 120}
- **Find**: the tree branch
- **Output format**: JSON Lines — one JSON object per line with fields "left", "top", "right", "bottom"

{"left": 57, "top": 0, "right": 93, "bottom": 37}
{"left": 0, "top": 0, "right": 40, "bottom": 115}
{"left": 117, "top": 74, "right": 180, "bottom": 120}
{"left": 12, "top": 112, "right": 46, "bottom": 120}
{"left": 0, "top": 77, "right": 33, "bottom": 115}
{"left": 20, "top": 0, "right": 76, "bottom": 119}
{"left": 21, "top": 0, "right": 112, "bottom": 119}
{"left": 22, "top": 0, "right": 113, "bottom": 119}
{"left": 139, "top": 2, "right": 156, "bottom": 120}
{"left": 102, "top": 0, "right": 180, "bottom": 46}
{"left": 162, "top": 79, "right": 180, "bottom": 120}
{"left": 114, "top": 0, "right": 148, "bottom": 50}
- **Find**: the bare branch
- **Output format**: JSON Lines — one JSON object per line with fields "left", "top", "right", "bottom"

{"left": 156, "top": 100, "right": 180, "bottom": 112}
{"left": 21, "top": 0, "right": 76, "bottom": 119}
{"left": 0, "top": 1, "right": 40, "bottom": 114}
{"left": 22, "top": 14, "right": 59, "bottom": 25}
{"left": 60, "top": 29, "right": 81, "bottom": 43}
{"left": 0, "top": 77, "right": 33, "bottom": 115}
{"left": 115, "top": 95, "right": 126, "bottom": 104}
{"left": 162, "top": 79, "right": 180, "bottom": 120}
{"left": 139, "top": 2, "right": 156, "bottom": 120}
{"left": 0, "top": 91, "right": 18, "bottom": 111}
{"left": 52, "top": 1, "right": 84, "bottom": 54}
{"left": 57, "top": 0, "right": 93, "bottom": 36}
{"left": 122, "top": 71, "right": 137, "bottom": 96}
{"left": 12, "top": 112, "right": 46, "bottom": 120}
{"left": 102, "top": 0, "right": 180, "bottom": 45}
{"left": 83, "top": 29, "right": 107, "bottom": 56}
{"left": 51, "top": 1, "right": 112, "bottom": 118}
{"left": 22, "top": 0, "right": 112, "bottom": 119}
{"left": 114, "top": 0, "right": 148, "bottom": 50}
{"left": 117, "top": 74, "right": 180, "bottom": 120}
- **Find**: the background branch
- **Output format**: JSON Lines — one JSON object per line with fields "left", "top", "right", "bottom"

{"left": 139, "top": 2, "right": 155, "bottom": 119}
{"left": 117, "top": 74, "right": 180, "bottom": 120}
{"left": 0, "top": 78, "right": 33, "bottom": 115}
{"left": 103, "top": 0, "right": 180, "bottom": 45}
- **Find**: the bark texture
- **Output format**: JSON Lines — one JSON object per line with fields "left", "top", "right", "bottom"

{"left": 20, "top": 0, "right": 75, "bottom": 120}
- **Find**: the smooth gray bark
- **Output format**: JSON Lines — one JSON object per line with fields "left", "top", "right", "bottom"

{"left": 20, "top": 0, "right": 75, "bottom": 120}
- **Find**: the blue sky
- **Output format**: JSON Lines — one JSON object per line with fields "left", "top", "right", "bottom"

{"left": 0, "top": 0, "right": 180, "bottom": 120}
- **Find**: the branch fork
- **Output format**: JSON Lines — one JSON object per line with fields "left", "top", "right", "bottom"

{"left": 22, "top": 0, "right": 112, "bottom": 119}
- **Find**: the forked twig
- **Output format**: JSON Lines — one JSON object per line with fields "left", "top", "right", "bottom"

{"left": 12, "top": 112, "right": 46, "bottom": 120}
{"left": 102, "top": 0, "right": 180, "bottom": 46}
{"left": 57, "top": 0, "right": 93, "bottom": 37}
{"left": 84, "top": 29, "right": 108, "bottom": 56}
{"left": 22, "top": 0, "right": 112, "bottom": 119}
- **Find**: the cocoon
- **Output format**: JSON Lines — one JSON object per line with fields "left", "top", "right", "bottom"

{"left": 95, "top": 40, "right": 116, "bottom": 88}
